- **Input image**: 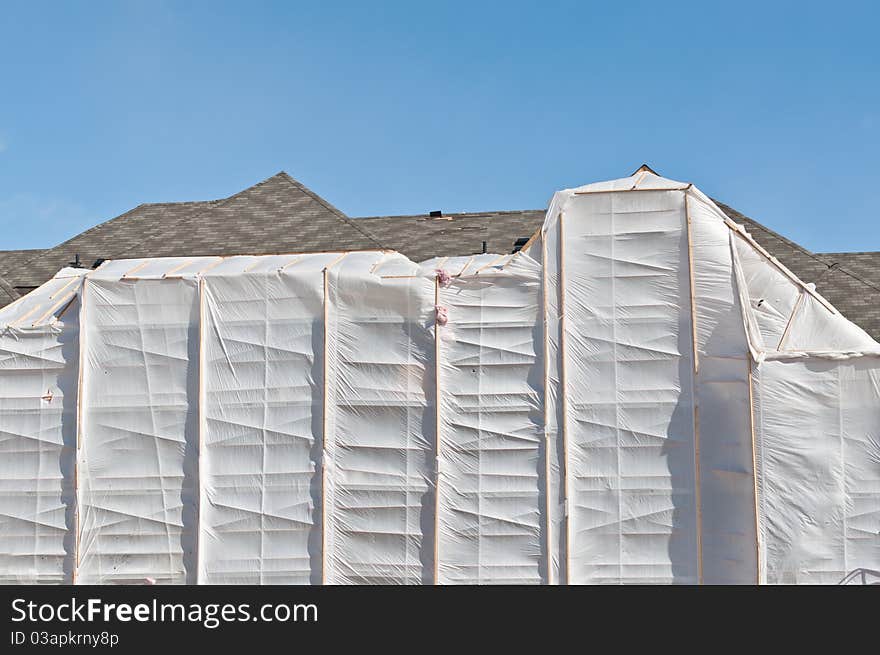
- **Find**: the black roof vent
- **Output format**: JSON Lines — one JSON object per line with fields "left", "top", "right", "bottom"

{"left": 429, "top": 210, "right": 443, "bottom": 218}
{"left": 68, "top": 254, "right": 84, "bottom": 268}
{"left": 92, "top": 258, "right": 106, "bottom": 269}
{"left": 511, "top": 237, "right": 530, "bottom": 254}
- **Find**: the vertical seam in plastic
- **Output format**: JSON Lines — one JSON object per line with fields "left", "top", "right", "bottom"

{"left": 321, "top": 267, "right": 330, "bottom": 585}
{"left": 755, "top": 365, "right": 769, "bottom": 582}
{"left": 72, "top": 277, "right": 88, "bottom": 585}
{"left": 196, "top": 276, "right": 207, "bottom": 585}
{"left": 838, "top": 365, "right": 847, "bottom": 575}
{"left": 684, "top": 192, "right": 704, "bottom": 584}
{"left": 434, "top": 275, "right": 442, "bottom": 585}
{"left": 746, "top": 353, "right": 762, "bottom": 584}
{"left": 541, "top": 230, "right": 553, "bottom": 585}
{"left": 558, "top": 211, "right": 572, "bottom": 585}
{"left": 320, "top": 253, "right": 348, "bottom": 586}
{"left": 610, "top": 193, "right": 623, "bottom": 581}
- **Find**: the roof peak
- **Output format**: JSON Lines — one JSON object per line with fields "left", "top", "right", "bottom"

{"left": 631, "top": 163, "right": 660, "bottom": 176}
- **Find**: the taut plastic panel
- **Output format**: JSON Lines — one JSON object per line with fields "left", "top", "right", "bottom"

{"left": 437, "top": 254, "right": 545, "bottom": 584}
{"left": 561, "top": 190, "right": 699, "bottom": 584}
{"left": 783, "top": 293, "right": 879, "bottom": 354}
{"left": 324, "top": 254, "right": 435, "bottom": 584}
{"left": 754, "top": 358, "right": 880, "bottom": 583}
{"left": 78, "top": 278, "right": 199, "bottom": 584}
{"left": 199, "top": 269, "right": 324, "bottom": 583}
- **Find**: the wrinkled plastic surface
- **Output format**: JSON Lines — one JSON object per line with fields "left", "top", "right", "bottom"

{"left": 1, "top": 171, "right": 878, "bottom": 584}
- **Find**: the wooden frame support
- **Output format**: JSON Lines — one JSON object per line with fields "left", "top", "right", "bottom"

{"left": 541, "top": 230, "right": 553, "bottom": 585}
{"left": 557, "top": 212, "right": 572, "bottom": 585}
{"left": 195, "top": 276, "right": 207, "bottom": 585}
{"left": 72, "top": 277, "right": 89, "bottom": 585}
{"left": 433, "top": 274, "right": 442, "bottom": 585}
{"left": 746, "top": 353, "right": 762, "bottom": 584}
{"left": 684, "top": 191, "right": 705, "bottom": 585}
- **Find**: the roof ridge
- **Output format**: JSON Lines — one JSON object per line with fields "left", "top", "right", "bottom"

{"left": 48, "top": 173, "right": 287, "bottom": 262}
{"left": 277, "top": 172, "right": 384, "bottom": 249}
{"left": 356, "top": 208, "right": 546, "bottom": 220}
{"left": 819, "top": 251, "right": 880, "bottom": 256}
{"left": 138, "top": 199, "right": 220, "bottom": 209}
{"left": 108, "top": 172, "right": 303, "bottom": 260}
{"left": 10, "top": 202, "right": 162, "bottom": 274}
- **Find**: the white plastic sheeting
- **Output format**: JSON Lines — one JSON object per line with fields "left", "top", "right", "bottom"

{"left": 199, "top": 254, "right": 335, "bottom": 584}
{"left": 0, "top": 268, "right": 84, "bottom": 583}
{"left": 551, "top": 189, "right": 700, "bottom": 584}
{"left": 1, "top": 169, "right": 878, "bottom": 584}
{"left": 437, "top": 254, "right": 545, "bottom": 584}
{"left": 324, "top": 253, "right": 435, "bottom": 584}
{"left": 754, "top": 359, "right": 880, "bottom": 583}
{"left": 77, "top": 275, "right": 200, "bottom": 584}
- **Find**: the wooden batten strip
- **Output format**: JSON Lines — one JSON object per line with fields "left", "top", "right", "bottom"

{"left": 725, "top": 220, "right": 836, "bottom": 314}
{"left": 31, "top": 291, "right": 77, "bottom": 326}
{"left": 573, "top": 185, "right": 690, "bottom": 195}
{"left": 684, "top": 192, "right": 704, "bottom": 585}
{"left": 776, "top": 291, "right": 806, "bottom": 351}
{"left": 746, "top": 353, "right": 762, "bottom": 584}
{"left": 433, "top": 274, "right": 442, "bottom": 585}
{"left": 72, "top": 278, "right": 89, "bottom": 584}
{"left": 319, "top": 252, "right": 347, "bottom": 585}
{"left": 541, "top": 230, "right": 553, "bottom": 585}
{"left": 557, "top": 212, "right": 572, "bottom": 585}
{"left": 195, "top": 277, "right": 207, "bottom": 584}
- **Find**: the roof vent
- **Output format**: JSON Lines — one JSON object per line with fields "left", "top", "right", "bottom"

{"left": 511, "top": 237, "right": 530, "bottom": 254}
{"left": 429, "top": 210, "right": 443, "bottom": 218}
{"left": 68, "top": 254, "right": 84, "bottom": 269}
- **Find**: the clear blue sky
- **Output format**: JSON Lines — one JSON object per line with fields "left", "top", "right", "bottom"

{"left": 1, "top": 1, "right": 878, "bottom": 253}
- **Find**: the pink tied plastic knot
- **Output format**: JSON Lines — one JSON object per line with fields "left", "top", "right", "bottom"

{"left": 435, "top": 305, "right": 448, "bottom": 327}
{"left": 435, "top": 269, "right": 452, "bottom": 288}
{"left": 144, "top": 577, "right": 156, "bottom": 585}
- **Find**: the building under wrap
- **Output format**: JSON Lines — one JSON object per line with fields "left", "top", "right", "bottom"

{"left": 1, "top": 169, "right": 878, "bottom": 585}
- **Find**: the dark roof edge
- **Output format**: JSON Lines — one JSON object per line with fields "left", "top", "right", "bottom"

{"left": 276, "top": 173, "right": 384, "bottom": 248}
{"left": 356, "top": 208, "right": 546, "bottom": 221}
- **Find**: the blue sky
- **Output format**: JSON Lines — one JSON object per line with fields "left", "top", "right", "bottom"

{"left": 1, "top": 0, "right": 877, "bottom": 252}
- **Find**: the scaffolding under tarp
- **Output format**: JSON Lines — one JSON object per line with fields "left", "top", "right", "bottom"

{"left": 1, "top": 169, "right": 878, "bottom": 584}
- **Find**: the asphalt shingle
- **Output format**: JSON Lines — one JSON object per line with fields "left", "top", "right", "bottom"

{"left": 1, "top": 173, "right": 876, "bottom": 341}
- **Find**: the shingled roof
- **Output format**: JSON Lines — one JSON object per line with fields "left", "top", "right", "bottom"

{"left": 1, "top": 171, "right": 877, "bottom": 340}
{"left": 356, "top": 209, "right": 546, "bottom": 262}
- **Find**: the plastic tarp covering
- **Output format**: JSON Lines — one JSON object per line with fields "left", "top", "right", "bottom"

{"left": 437, "top": 254, "right": 545, "bottom": 584}
{"left": 732, "top": 234, "right": 800, "bottom": 352}
{"left": 556, "top": 190, "right": 699, "bottom": 584}
{"left": 0, "top": 270, "right": 83, "bottom": 583}
{"left": 1, "top": 170, "right": 879, "bottom": 585}
{"left": 783, "top": 293, "right": 879, "bottom": 355}
{"left": 198, "top": 255, "right": 333, "bottom": 583}
{"left": 754, "top": 358, "right": 880, "bottom": 583}
{"left": 686, "top": 190, "right": 758, "bottom": 583}
{"left": 324, "top": 253, "right": 435, "bottom": 584}
{"left": 77, "top": 276, "right": 200, "bottom": 584}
